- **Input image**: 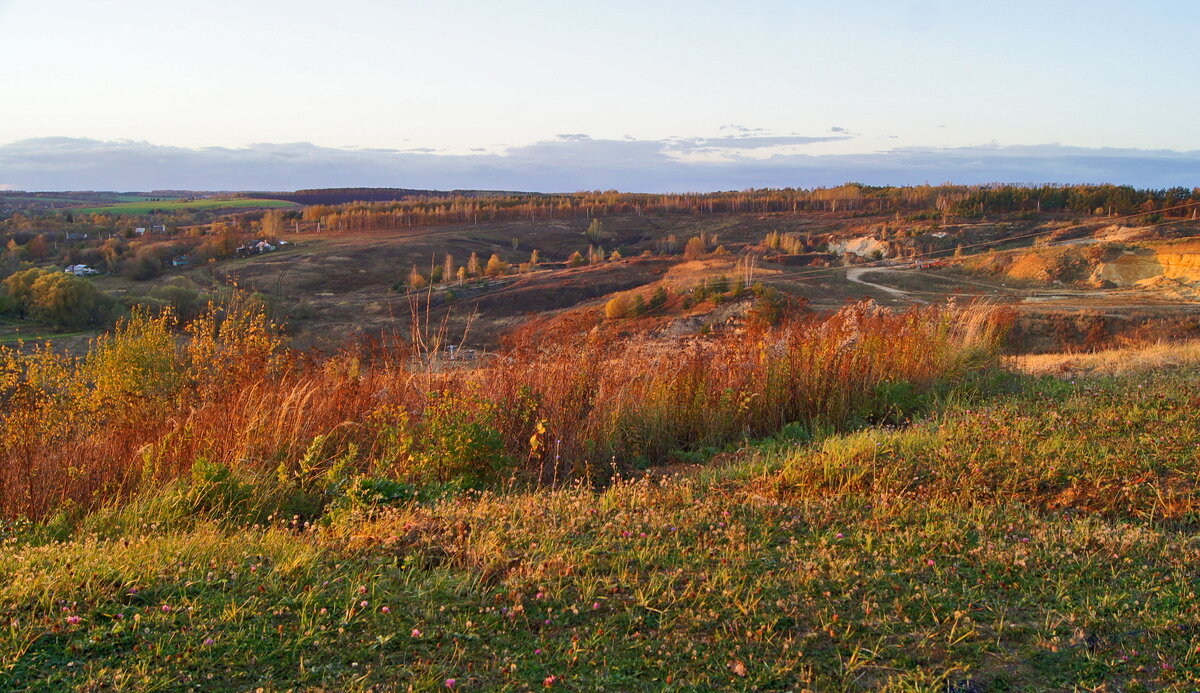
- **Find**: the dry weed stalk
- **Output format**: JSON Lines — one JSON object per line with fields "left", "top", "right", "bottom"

{"left": 0, "top": 298, "right": 1012, "bottom": 519}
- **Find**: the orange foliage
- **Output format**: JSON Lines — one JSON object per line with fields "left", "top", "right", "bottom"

{"left": 0, "top": 297, "right": 1012, "bottom": 520}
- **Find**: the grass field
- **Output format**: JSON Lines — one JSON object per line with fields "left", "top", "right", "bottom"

{"left": 73, "top": 198, "right": 297, "bottom": 214}
{"left": 0, "top": 317, "right": 90, "bottom": 345}
{"left": 1, "top": 339, "right": 1198, "bottom": 689}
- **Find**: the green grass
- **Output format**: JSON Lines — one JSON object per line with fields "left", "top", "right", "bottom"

{"left": 1, "top": 194, "right": 157, "bottom": 207}
{"left": 1, "top": 369, "right": 1198, "bottom": 690}
{"left": 2, "top": 196, "right": 100, "bottom": 205}
{"left": 0, "top": 317, "right": 90, "bottom": 345}
{"left": 72, "top": 198, "right": 297, "bottom": 215}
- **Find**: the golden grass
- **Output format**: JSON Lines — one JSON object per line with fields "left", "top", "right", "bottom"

{"left": 1012, "top": 338, "right": 1200, "bottom": 376}
{"left": 0, "top": 297, "right": 1013, "bottom": 520}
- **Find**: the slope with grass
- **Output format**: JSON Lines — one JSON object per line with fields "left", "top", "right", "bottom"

{"left": 2, "top": 312, "right": 1200, "bottom": 689}
{"left": 2, "top": 361, "right": 1199, "bottom": 690}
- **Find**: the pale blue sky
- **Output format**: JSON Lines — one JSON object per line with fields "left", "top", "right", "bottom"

{"left": 2, "top": 0, "right": 1198, "bottom": 190}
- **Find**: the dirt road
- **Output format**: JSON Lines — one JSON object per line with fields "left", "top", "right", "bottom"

{"left": 844, "top": 267, "right": 929, "bottom": 303}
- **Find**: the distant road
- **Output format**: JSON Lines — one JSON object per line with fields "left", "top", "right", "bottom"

{"left": 844, "top": 267, "right": 929, "bottom": 303}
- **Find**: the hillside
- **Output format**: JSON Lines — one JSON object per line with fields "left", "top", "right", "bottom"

{"left": 3, "top": 344, "right": 1198, "bottom": 690}
{"left": 4, "top": 186, "right": 1200, "bottom": 690}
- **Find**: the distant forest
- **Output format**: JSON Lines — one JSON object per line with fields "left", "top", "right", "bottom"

{"left": 247, "top": 188, "right": 528, "bottom": 206}
{"left": 285, "top": 183, "right": 1200, "bottom": 233}
{"left": 3, "top": 184, "right": 1198, "bottom": 235}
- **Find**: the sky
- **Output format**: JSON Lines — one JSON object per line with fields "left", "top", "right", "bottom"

{"left": 1, "top": 0, "right": 1198, "bottom": 192}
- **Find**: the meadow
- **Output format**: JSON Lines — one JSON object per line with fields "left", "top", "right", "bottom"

{"left": 1, "top": 298, "right": 1197, "bottom": 690}
{"left": 72, "top": 198, "right": 297, "bottom": 215}
{"left": 0, "top": 317, "right": 89, "bottom": 346}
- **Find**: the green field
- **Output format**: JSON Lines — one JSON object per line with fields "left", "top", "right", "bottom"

{"left": 0, "top": 317, "right": 90, "bottom": 345}
{"left": 73, "top": 198, "right": 297, "bottom": 214}
{"left": 2, "top": 196, "right": 102, "bottom": 205}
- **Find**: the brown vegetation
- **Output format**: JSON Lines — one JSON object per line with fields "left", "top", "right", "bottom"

{"left": 0, "top": 297, "right": 1012, "bottom": 520}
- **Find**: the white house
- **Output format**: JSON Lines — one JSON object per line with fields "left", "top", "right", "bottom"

{"left": 65, "top": 264, "right": 100, "bottom": 276}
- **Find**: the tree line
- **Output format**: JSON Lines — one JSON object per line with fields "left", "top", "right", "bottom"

{"left": 290, "top": 184, "right": 1200, "bottom": 233}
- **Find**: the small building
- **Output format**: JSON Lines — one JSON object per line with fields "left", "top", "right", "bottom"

{"left": 234, "top": 240, "right": 278, "bottom": 257}
{"left": 65, "top": 264, "right": 100, "bottom": 276}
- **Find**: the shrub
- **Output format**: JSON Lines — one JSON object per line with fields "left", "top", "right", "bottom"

{"left": 393, "top": 391, "right": 512, "bottom": 488}
{"left": 485, "top": 253, "right": 509, "bottom": 276}
{"left": 604, "top": 294, "right": 633, "bottom": 320}
{"left": 683, "top": 236, "right": 706, "bottom": 260}
{"left": 27, "top": 272, "right": 107, "bottom": 328}
{"left": 148, "top": 282, "right": 207, "bottom": 321}
{"left": 2, "top": 268, "right": 115, "bottom": 329}
{"left": 123, "top": 253, "right": 162, "bottom": 281}
{"left": 648, "top": 286, "right": 669, "bottom": 311}
{"left": 747, "top": 284, "right": 787, "bottom": 327}
{"left": 408, "top": 266, "right": 427, "bottom": 291}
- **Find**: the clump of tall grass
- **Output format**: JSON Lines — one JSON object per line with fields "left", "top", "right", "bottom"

{"left": 0, "top": 297, "right": 1012, "bottom": 521}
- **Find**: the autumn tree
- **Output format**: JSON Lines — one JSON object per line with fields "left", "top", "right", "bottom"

{"left": 586, "top": 219, "right": 604, "bottom": 243}
{"left": 26, "top": 234, "right": 51, "bottom": 261}
{"left": 261, "top": 210, "right": 286, "bottom": 237}
{"left": 604, "top": 294, "right": 632, "bottom": 319}
{"left": 485, "top": 253, "right": 509, "bottom": 276}
{"left": 101, "top": 237, "right": 124, "bottom": 272}
{"left": 408, "top": 265, "right": 427, "bottom": 290}
{"left": 28, "top": 272, "right": 106, "bottom": 328}
{"left": 2, "top": 239, "right": 27, "bottom": 273}
{"left": 2, "top": 267, "right": 108, "bottom": 328}
{"left": 683, "top": 236, "right": 706, "bottom": 260}
{"left": 466, "top": 252, "right": 481, "bottom": 277}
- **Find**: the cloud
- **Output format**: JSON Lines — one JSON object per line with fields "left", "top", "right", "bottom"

{"left": 719, "top": 124, "right": 767, "bottom": 134}
{"left": 2, "top": 136, "right": 1198, "bottom": 192}
{"left": 667, "top": 135, "right": 849, "bottom": 152}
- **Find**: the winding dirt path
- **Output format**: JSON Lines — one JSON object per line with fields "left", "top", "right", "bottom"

{"left": 844, "top": 267, "right": 929, "bottom": 303}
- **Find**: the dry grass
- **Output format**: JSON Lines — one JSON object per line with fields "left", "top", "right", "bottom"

{"left": 4, "top": 366, "right": 1200, "bottom": 689}
{"left": 0, "top": 297, "right": 1013, "bottom": 521}
{"left": 1012, "top": 338, "right": 1200, "bottom": 376}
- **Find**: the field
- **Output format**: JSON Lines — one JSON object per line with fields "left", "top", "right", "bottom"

{"left": 169, "top": 212, "right": 1200, "bottom": 352}
{"left": 5, "top": 198, "right": 1200, "bottom": 690}
{"left": 1, "top": 193, "right": 163, "bottom": 212}
{"left": 2, "top": 343, "right": 1198, "bottom": 690}
{"left": 0, "top": 317, "right": 91, "bottom": 347}
{"left": 72, "top": 198, "right": 297, "bottom": 215}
